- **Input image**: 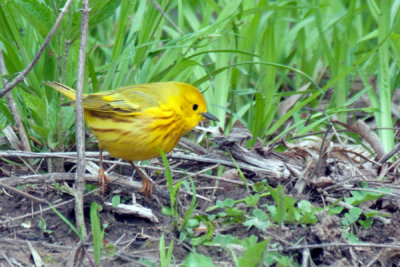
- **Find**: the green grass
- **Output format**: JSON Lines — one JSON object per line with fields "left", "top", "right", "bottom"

{"left": 1, "top": 1, "right": 398, "bottom": 147}
{"left": 1, "top": 0, "right": 400, "bottom": 265}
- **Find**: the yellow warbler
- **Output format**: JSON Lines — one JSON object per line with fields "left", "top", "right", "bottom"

{"left": 45, "top": 81, "right": 218, "bottom": 196}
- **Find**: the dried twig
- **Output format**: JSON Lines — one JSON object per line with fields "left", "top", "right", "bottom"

{"left": 0, "top": 51, "right": 31, "bottom": 154}
{"left": 334, "top": 120, "right": 385, "bottom": 160}
{"left": 378, "top": 143, "right": 400, "bottom": 164}
{"left": 0, "top": 149, "right": 289, "bottom": 179}
{"left": 0, "top": 0, "right": 73, "bottom": 98}
{"left": 73, "top": 0, "right": 90, "bottom": 239}
{"left": 301, "top": 248, "right": 310, "bottom": 267}
{"left": 0, "top": 181, "right": 46, "bottom": 204}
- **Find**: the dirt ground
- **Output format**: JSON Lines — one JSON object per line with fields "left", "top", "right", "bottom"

{"left": 1, "top": 128, "right": 400, "bottom": 266}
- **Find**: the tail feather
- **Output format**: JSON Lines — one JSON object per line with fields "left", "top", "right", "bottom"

{"left": 44, "top": 82, "right": 77, "bottom": 101}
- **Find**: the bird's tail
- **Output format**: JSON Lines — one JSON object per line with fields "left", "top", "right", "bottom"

{"left": 44, "top": 82, "right": 77, "bottom": 101}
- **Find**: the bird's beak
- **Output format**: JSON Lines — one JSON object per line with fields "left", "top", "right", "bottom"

{"left": 202, "top": 112, "right": 219, "bottom": 122}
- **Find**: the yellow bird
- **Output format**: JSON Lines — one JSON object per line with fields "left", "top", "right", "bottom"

{"left": 45, "top": 81, "right": 218, "bottom": 196}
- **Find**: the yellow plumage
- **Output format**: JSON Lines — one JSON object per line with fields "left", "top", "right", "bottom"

{"left": 45, "top": 81, "right": 217, "bottom": 195}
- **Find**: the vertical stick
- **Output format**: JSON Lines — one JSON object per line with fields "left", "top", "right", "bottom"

{"left": 0, "top": 50, "right": 32, "bottom": 153}
{"left": 75, "top": 0, "right": 90, "bottom": 239}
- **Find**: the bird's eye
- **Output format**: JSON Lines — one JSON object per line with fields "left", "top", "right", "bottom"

{"left": 192, "top": 104, "right": 198, "bottom": 111}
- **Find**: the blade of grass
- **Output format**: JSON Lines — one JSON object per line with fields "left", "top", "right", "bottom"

{"left": 377, "top": 0, "right": 394, "bottom": 153}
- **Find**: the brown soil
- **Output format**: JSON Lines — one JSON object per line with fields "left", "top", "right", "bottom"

{"left": 1, "top": 129, "right": 400, "bottom": 266}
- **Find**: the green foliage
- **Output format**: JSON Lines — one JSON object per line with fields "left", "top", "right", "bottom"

{"left": 209, "top": 234, "right": 294, "bottom": 266}
{"left": 49, "top": 204, "right": 82, "bottom": 239}
{"left": 160, "top": 148, "right": 180, "bottom": 224}
{"left": 38, "top": 217, "right": 53, "bottom": 235}
{"left": 50, "top": 202, "right": 110, "bottom": 264}
{"left": 159, "top": 149, "right": 204, "bottom": 245}
{"left": 182, "top": 253, "right": 216, "bottom": 267}
{"left": 243, "top": 208, "right": 270, "bottom": 232}
{"left": 159, "top": 233, "right": 174, "bottom": 267}
{"left": 111, "top": 195, "right": 120, "bottom": 207}
{"left": 2, "top": 0, "right": 398, "bottom": 151}
{"left": 344, "top": 187, "right": 390, "bottom": 206}
{"left": 264, "top": 251, "right": 299, "bottom": 267}
{"left": 53, "top": 182, "right": 71, "bottom": 195}
{"left": 211, "top": 234, "right": 259, "bottom": 249}
{"left": 229, "top": 152, "right": 250, "bottom": 192}
{"left": 207, "top": 181, "right": 318, "bottom": 236}
{"left": 90, "top": 202, "right": 105, "bottom": 265}
{"left": 341, "top": 207, "right": 362, "bottom": 227}
{"left": 339, "top": 185, "right": 392, "bottom": 242}
{"left": 189, "top": 216, "right": 214, "bottom": 247}
{"left": 237, "top": 239, "right": 269, "bottom": 267}
{"left": 266, "top": 185, "right": 318, "bottom": 225}
{"left": 358, "top": 217, "right": 374, "bottom": 229}
{"left": 2, "top": 1, "right": 400, "bottom": 264}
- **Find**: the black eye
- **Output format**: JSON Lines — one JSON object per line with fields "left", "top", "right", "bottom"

{"left": 192, "top": 104, "right": 198, "bottom": 111}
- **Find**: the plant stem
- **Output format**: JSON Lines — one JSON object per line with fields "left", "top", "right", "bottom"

{"left": 377, "top": 0, "right": 393, "bottom": 153}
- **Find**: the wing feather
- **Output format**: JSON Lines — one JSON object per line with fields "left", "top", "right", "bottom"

{"left": 82, "top": 85, "right": 161, "bottom": 115}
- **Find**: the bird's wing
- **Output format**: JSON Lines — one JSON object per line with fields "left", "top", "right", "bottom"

{"left": 82, "top": 85, "right": 160, "bottom": 115}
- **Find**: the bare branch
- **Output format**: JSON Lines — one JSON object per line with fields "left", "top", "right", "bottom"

{"left": 0, "top": 50, "right": 32, "bottom": 155}
{"left": 74, "top": 0, "right": 90, "bottom": 239}
{"left": 0, "top": 0, "right": 73, "bottom": 98}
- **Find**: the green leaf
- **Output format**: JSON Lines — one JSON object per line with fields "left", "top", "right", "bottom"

{"left": 49, "top": 204, "right": 81, "bottom": 238}
{"left": 343, "top": 231, "right": 361, "bottom": 243}
{"left": 190, "top": 219, "right": 214, "bottom": 247}
{"left": 237, "top": 239, "right": 269, "bottom": 267}
{"left": 182, "top": 253, "right": 216, "bottom": 267}
{"left": 344, "top": 189, "right": 387, "bottom": 206}
{"left": 253, "top": 181, "right": 266, "bottom": 194}
{"left": 341, "top": 207, "right": 362, "bottom": 226}
{"left": 90, "top": 202, "right": 104, "bottom": 265}
{"left": 12, "top": 0, "right": 55, "bottom": 37}
{"left": 364, "top": 211, "right": 378, "bottom": 218}
{"left": 71, "top": 0, "right": 122, "bottom": 40}
{"left": 180, "top": 175, "right": 197, "bottom": 231}
{"left": 162, "top": 206, "right": 173, "bottom": 216}
{"left": 225, "top": 207, "right": 245, "bottom": 219}
{"left": 186, "top": 218, "right": 200, "bottom": 228}
{"left": 245, "top": 194, "right": 260, "bottom": 207}
{"left": 267, "top": 184, "right": 286, "bottom": 226}
{"left": 240, "top": 235, "right": 259, "bottom": 249}
{"left": 328, "top": 205, "right": 344, "bottom": 215}
{"left": 111, "top": 195, "right": 120, "bottom": 207}
{"left": 296, "top": 200, "right": 318, "bottom": 224}
{"left": 224, "top": 198, "right": 235, "bottom": 208}
{"left": 243, "top": 209, "right": 270, "bottom": 231}
{"left": 216, "top": 200, "right": 225, "bottom": 209}
{"left": 265, "top": 251, "right": 296, "bottom": 266}
{"left": 359, "top": 218, "right": 373, "bottom": 229}
{"left": 160, "top": 233, "right": 174, "bottom": 267}
{"left": 211, "top": 234, "right": 235, "bottom": 246}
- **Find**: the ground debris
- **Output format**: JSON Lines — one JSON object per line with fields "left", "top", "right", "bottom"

{"left": 1, "top": 126, "right": 400, "bottom": 265}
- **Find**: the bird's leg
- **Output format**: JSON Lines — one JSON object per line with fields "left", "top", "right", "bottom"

{"left": 129, "top": 161, "right": 152, "bottom": 197}
{"left": 98, "top": 148, "right": 111, "bottom": 191}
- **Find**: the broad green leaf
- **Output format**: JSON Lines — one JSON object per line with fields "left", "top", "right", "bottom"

{"left": 341, "top": 207, "right": 362, "bottom": 226}
{"left": 90, "top": 202, "right": 104, "bottom": 265}
{"left": 267, "top": 184, "right": 285, "bottom": 226}
{"left": 182, "top": 253, "right": 216, "bottom": 267}
{"left": 12, "top": 0, "right": 55, "bottom": 37}
{"left": 237, "top": 239, "right": 269, "bottom": 267}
